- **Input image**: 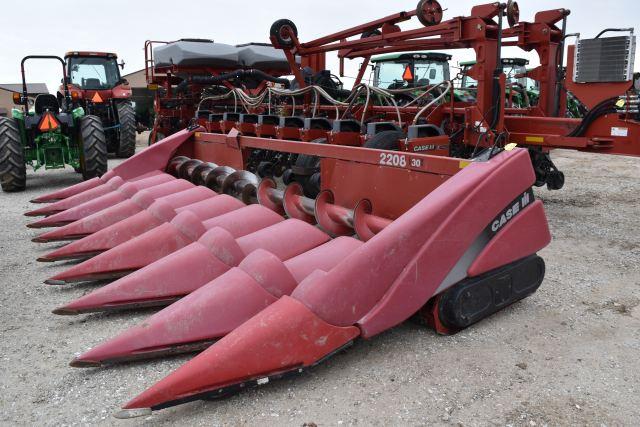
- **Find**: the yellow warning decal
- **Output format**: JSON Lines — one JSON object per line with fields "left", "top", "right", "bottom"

{"left": 504, "top": 143, "right": 518, "bottom": 151}
{"left": 194, "top": 132, "right": 202, "bottom": 138}
{"left": 459, "top": 160, "right": 471, "bottom": 169}
{"left": 525, "top": 136, "right": 544, "bottom": 143}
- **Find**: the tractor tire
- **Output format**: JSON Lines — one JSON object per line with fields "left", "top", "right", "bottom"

{"left": 0, "top": 117, "right": 26, "bottom": 192}
{"left": 80, "top": 115, "right": 108, "bottom": 180}
{"left": 270, "top": 19, "right": 298, "bottom": 48}
{"left": 364, "top": 130, "right": 406, "bottom": 150}
{"left": 115, "top": 102, "right": 136, "bottom": 158}
{"left": 148, "top": 131, "right": 165, "bottom": 146}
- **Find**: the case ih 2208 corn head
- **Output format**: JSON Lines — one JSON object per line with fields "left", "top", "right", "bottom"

{"left": 23, "top": 0, "right": 640, "bottom": 419}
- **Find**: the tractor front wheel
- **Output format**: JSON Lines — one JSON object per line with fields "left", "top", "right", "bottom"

{"left": 116, "top": 102, "right": 136, "bottom": 158}
{"left": 0, "top": 117, "right": 26, "bottom": 192}
{"left": 80, "top": 115, "right": 108, "bottom": 180}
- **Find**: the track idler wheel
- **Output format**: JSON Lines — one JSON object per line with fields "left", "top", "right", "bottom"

{"left": 416, "top": 0, "right": 443, "bottom": 27}
{"left": 270, "top": 19, "right": 298, "bottom": 48}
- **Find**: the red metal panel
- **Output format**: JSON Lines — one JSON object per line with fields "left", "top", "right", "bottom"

{"left": 468, "top": 200, "right": 551, "bottom": 277}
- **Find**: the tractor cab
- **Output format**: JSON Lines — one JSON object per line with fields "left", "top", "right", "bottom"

{"left": 461, "top": 57, "right": 537, "bottom": 107}
{"left": 371, "top": 52, "right": 451, "bottom": 90}
{"left": 371, "top": 52, "right": 476, "bottom": 103}
{"left": 65, "top": 52, "right": 123, "bottom": 91}
{"left": 460, "top": 57, "right": 531, "bottom": 89}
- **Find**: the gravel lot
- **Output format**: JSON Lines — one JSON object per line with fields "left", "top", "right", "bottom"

{"left": 1, "top": 139, "right": 638, "bottom": 426}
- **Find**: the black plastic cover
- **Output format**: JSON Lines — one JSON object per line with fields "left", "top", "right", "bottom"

{"left": 438, "top": 255, "right": 545, "bottom": 330}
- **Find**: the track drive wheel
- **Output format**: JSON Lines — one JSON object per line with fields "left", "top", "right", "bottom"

{"left": 79, "top": 115, "right": 108, "bottom": 180}
{"left": 416, "top": 0, "right": 443, "bottom": 27}
{"left": 115, "top": 102, "right": 136, "bottom": 158}
{"left": 0, "top": 117, "right": 26, "bottom": 192}
{"left": 270, "top": 19, "right": 298, "bottom": 48}
{"left": 363, "top": 130, "right": 406, "bottom": 150}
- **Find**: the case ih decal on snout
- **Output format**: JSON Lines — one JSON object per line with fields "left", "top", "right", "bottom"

{"left": 490, "top": 189, "right": 533, "bottom": 234}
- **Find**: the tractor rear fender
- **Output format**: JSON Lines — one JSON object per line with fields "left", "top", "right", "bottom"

{"left": 292, "top": 148, "right": 551, "bottom": 338}
{"left": 111, "top": 83, "right": 132, "bottom": 99}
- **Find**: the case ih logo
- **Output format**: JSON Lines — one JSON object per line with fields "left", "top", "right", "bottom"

{"left": 412, "top": 144, "right": 448, "bottom": 152}
{"left": 490, "top": 189, "right": 534, "bottom": 234}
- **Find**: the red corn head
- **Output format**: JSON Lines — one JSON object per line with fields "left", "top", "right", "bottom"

{"left": 38, "top": 195, "right": 245, "bottom": 262}
{"left": 33, "top": 186, "right": 215, "bottom": 243}
{"left": 58, "top": 220, "right": 338, "bottom": 318}
{"left": 28, "top": 170, "right": 165, "bottom": 204}
{"left": 44, "top": 204, "right": 284, "bottom": 284}
{"left": 25, "top": 173, "right": 174, "bottom": 218}
{"left": 29, "top": 176, "right": 107, "bottom": 204}
{"left": 68, "top": 237, "right": 361, "bottom": 366}
{"left": 26, "top": 176, "right": 187, "bottom": 229}
{"left": 113, "top": 149, "right": 553, "bottom": 418}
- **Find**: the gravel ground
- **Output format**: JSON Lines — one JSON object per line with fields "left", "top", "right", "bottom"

{"left": 0, "top": 139, "right": 639, "bottom": 426}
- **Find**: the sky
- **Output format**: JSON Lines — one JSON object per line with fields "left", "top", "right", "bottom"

{"left": 1, "top": 0, "right": 639, "bottom": 93}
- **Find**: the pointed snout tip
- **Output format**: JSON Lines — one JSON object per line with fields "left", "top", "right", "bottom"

{"left": 69, "top": 358, "right": 103, "bottom": 369}
{"left": 112, "top": 408, "right": 152, "bottom": 420}
{"left": 52, "top": 306, "right": 78, "bottom": 316}
{"left": 44, "top": 279, "right": 67, "bottom": 286}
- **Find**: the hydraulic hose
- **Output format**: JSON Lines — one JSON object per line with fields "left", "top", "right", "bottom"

{"left": 567, "top": 97, "right": 618, "bottom": 137}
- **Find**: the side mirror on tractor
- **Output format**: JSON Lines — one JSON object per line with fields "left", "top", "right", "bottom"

{"left": 119, "top": 60, "right": 125, "bottom": 70}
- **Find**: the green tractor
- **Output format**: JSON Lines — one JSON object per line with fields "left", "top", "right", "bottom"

{"left": 460, "top": 58, "right": 586, "bottom": 117}
{"left": 370, "top": 52, "right": 476, "bottom": 102}
{"left": 0, "top": 55, "right": 107, "bottom": 192}
{"left": 460, "top": 57, "right": 538, "bottom": 108}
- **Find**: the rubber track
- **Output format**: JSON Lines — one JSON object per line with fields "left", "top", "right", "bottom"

{"left": 115, "top": 102, "right": 136, "bottom": 158}
{"left": 0, "top": 117, "right": 26, "bottom": 192}
{"left": 81, "top": 115, "right": 108, "bottom": 180}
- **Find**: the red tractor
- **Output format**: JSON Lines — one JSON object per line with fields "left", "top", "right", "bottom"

{"left": 62, "top": 52, "right": 136, "bottom": 158}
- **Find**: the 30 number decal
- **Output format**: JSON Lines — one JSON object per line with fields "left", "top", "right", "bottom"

{"left": 379, "top": 153, "right": 407, "bottom": 167}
